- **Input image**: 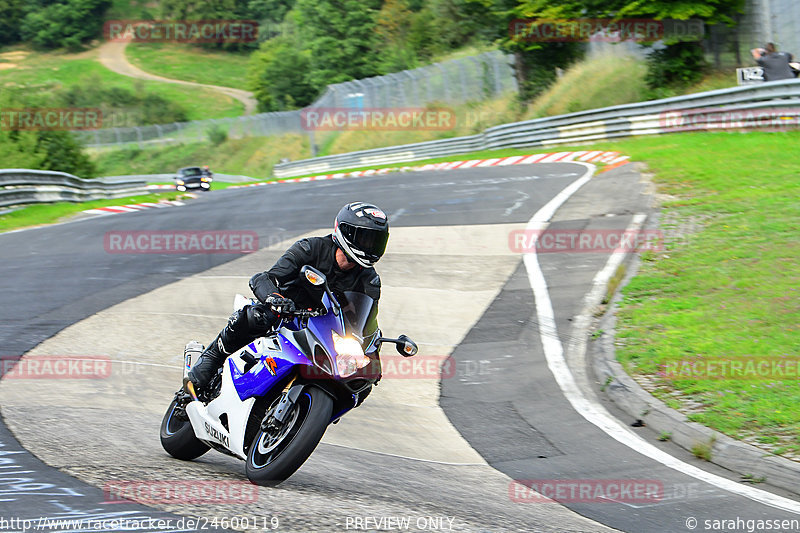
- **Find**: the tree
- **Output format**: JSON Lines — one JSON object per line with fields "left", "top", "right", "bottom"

{"left": 1, "top": 90, "right": 97, "bottom": 177}
{"left": 513, "top": 0, "right": 746, "bottom": 90}
{"left": 247, "top": 0, "right": 295, "bottom": 22}
{"left": 0, "top": 0, "right": 24, "bottom": 45}
{"left": 375, "top": 0, "right": 419, "bottom": 72}
{"left": 295, "top": 0, "right": 382, "bottom": 89}
{"left": 35, "top": 131, "right": 97, "bottom": 178}
{"left": 247, "top": 36, "right": 315, "bottom": 111}
{"left": 20, "top": 0, "right": 112, "bottom": 50}
{"left": 491, "top": 0, "right": 586, "bottom": 101}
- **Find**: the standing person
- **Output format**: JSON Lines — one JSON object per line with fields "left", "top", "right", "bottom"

{"left": 751, "top": 43, "right": 795, "bottom": 81}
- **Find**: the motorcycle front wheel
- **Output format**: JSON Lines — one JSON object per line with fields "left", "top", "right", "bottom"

{"left": 246, "top": 386, "right": 333, "bottom": 486}
{"left": 159, "top": 398, "right": 210, "bottom": 460}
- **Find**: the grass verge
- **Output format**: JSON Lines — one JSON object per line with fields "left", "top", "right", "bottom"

{"left": 523, "top": 54, "right": 738, "bottom": 119}
{"left": 0, "top": 47, "right": 243, "bottom": 120}
{"left": 0, "top": 192, "right": 182, "bottom": 233}
{"left": 91, "top": 134, "right": 310, "bottom": 178}
{"left": 610, "top": 131, "right": 800, "bottom": 459}
{"left": 125, "top": 43, "right": 250, "bottom": 89}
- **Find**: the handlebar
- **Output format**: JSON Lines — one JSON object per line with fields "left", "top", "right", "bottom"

{"left": 287, "top": 308, "right": 325, "bottom": 319}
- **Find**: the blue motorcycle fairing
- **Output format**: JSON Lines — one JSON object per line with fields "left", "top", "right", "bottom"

{"left": 229, "top": 290, "right": 373, "bottom": 402}
{"left": 230, "top": 336, "right": 311, "bottom": 401}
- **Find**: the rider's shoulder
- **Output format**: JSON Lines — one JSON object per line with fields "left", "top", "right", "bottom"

{"left": 362, "top": 268, "right": 380, "bottom": 288}
{"left": 290, "top": 236, "right": 328, "bottom": 255}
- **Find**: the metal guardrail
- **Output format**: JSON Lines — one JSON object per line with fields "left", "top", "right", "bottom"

{"left": 102, "top": 173, "right": 258, "bottom": 184}
{"left": 0, "top": 170, "right": 147, "bottom": 209}
{"left": 273, "top": 79, "right": 800, "bottom": 178}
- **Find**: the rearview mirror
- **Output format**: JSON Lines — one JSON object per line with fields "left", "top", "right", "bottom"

{"left": 301, "top": 265, "right": 326, "bottom": 286}
{"left": 396, "top": 335, "right": 418, "bottom": 357}
{"left": 376, "top": 336, "right": 417, "bottom": 356}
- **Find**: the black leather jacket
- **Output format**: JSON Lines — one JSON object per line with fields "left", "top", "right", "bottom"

{"left": 249, "top": 235, "right": 381, "bottom": 311}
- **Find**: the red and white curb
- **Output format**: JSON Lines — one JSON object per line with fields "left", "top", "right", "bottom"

{"left": 229, "top": 151, "right": 630, "bottom": 189}
{"left": 146, "top": 184, "right": 176, "bottom": 190}
{"left": 83, "top": 199, "right": 186, "bottom": 216}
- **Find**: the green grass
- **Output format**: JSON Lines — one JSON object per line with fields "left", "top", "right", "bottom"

{"left": 91, "top": 134, "right": 311, "bottom": 178}
{"left": 125, "top": 42, "right": 251, "bottom": 89}
{"left": 525, "top": 56, "right": 738, "bottom": 120}
{"left": 0, "top": 192, "right": 182, "bottom": 233}
{"left": 610, "top": 131, "right": 800, "bottom": 455}
{"left": 526, "top": 54, "right": 649, "bottom": 119}
{"left": 0, "top": 48, "right": 243, "bottom": 120}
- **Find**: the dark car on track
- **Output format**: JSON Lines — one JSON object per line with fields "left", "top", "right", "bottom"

{"left": 175, "top": 166, "right": 212, "bottom": 192}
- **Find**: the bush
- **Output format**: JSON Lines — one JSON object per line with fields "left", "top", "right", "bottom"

{"left": 20, "top": 0, "right": 112, "bottom": 51}
{"left": 207, "top": 125, "right": 228, "bottom": 146}
{"left": 35, "top": 131, "right": 97, "bottom": 177}
{"left": 0, "top": 90, "right": 96, "bottom": 177}
{"left": 56, "top": 79, "right": 188, "bottom": 126}
{"left": 248, "top": 37, "right": 316, "bottom": 112}
{"left": 645, "top": 42, "right": 708, "bottom": 90}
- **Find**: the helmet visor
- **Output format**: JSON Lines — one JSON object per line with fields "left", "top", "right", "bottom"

{"left": 340, "top": 223, "right": 389, "bottom": 261}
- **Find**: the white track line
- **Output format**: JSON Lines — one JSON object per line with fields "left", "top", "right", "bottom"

{"left": 523, "top": 162, "right": 800, "bottom": 514}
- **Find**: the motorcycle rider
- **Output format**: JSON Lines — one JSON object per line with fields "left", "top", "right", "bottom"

{"left": 187, "top": 202, "right": 389, "bottom": 391}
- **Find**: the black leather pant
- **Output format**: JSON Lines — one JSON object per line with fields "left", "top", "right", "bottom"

{"left": 212, "top": 303, "right": 279, "bottom": 356}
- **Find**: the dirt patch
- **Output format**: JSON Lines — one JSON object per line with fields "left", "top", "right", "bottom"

{"left": 0, "top": 63, "right": 18, "bottom": 70}
{"left": 0, "top": 50, "right": 28, "bottom": 61}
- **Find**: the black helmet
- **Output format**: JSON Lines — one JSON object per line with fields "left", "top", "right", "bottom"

{"left": 333, "top": 202, "right": 389, "bottom": 267}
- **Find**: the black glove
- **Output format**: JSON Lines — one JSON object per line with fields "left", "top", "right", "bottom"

{"left": 265, "top": 296, "right": 296, "bottom": 317}
{"left": 250, "top": 272, "right": 280, "bottom": 304}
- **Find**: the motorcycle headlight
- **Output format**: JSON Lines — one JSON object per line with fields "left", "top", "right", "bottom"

{"left": 176, "top": 180, "right": 184, "bottom": 185}
{"left": 332, "top": 332, "right": 369, "bottom": 377}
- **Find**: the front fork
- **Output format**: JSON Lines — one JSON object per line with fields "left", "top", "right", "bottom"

{"left": 262, "top": 377, "right": 298, "bottom": 431}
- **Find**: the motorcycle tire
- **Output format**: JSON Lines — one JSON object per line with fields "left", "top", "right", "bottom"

{"left": 159, "top": 398, "right": 210, "bottom": 460}
{"left": 246, "top": 386, "right": 333, "bottom": 486}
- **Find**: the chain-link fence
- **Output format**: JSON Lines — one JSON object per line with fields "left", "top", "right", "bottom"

{"left": 76, "top": 50, "right": 516, "bottom": 148}
{"left": 310, "top": 50, "right": 517, "bottom": 109}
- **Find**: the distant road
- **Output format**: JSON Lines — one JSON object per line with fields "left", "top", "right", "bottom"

{"left": 97, "top": 40, "right": 258, "bottom": 115}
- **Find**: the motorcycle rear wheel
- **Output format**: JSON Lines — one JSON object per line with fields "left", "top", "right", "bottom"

{"left": 246, "top": 386, "right": 333, "bottom": 486}
{"left": 160, "top": 398, "right": 210, "bottom": 460}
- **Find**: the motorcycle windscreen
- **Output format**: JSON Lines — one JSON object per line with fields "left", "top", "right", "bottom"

{"left": 340, "top": 291, "right": 379, "bottom": 341}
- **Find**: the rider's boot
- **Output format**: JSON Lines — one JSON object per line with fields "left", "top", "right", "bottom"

{"left": 187, "top": 304, "right": 279, "bottom": 391}
{"left": 187, "top": 334, "right": 230, "bottom": 390}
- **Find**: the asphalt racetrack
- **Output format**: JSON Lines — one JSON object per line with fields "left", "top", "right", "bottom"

{"left": 1, "top": 163, "right": 799, "bottom": 532}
